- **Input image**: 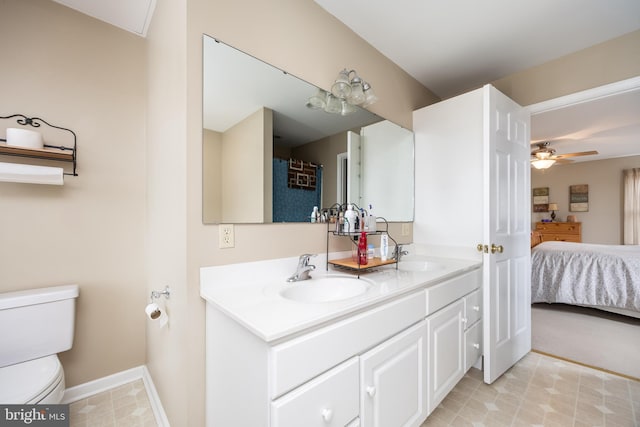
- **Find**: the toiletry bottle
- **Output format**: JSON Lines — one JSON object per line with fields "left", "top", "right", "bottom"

{"left": 358, "top": 231, "right": 368, "bottom": 265}
{"left": 380, "top": 234, "right": 389, "bottom": 261}
{"left": 368, "top": 204, "right": 377, "bottom": 232}
{"left": 367, "top": 244, "right": 374, "bottom": 260}
{"left": 311, "top": 206, "right": 318, "bottom": 223}
{"left": 345, "top": 204, "right": 357, "bottom": 233}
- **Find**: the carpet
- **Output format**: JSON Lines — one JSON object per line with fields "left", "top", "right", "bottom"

{"left": 531, "top": 303, "right": 640, "bottom": 380}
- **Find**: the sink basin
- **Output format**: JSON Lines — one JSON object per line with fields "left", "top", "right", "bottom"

{"left": 280, "top": 276, "right": 371, "bottom": 303}
{"left": 397, "top": 259, "right": 444, "bottom": 272}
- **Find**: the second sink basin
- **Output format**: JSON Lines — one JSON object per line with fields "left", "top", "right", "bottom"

{"left": 280, "top": 276, "right": 372, "bottom": 303}
{"left": 397, "top": 258, "right": 445, "bottom": 272}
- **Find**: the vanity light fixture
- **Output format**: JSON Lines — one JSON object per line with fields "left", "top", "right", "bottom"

{"left": 306, "top": 68, "right": 377, "bottom": 115}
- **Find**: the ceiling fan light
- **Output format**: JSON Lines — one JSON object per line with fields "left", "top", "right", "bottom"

{"left": 532, "top": 159, "right": 556, "bottom": 169}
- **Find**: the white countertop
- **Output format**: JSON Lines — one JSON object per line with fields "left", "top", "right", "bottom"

{"left": 200, "top": 246, "right": 481, "bottom": 343}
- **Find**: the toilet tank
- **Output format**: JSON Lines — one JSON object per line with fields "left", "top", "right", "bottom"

{"left": 0, "top": 285, "right": 79, "bottom": 368}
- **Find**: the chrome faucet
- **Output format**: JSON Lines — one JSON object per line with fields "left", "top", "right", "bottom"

{"left": 394, "top": 245, "right": 409, "bottom": 261}
{"left": 287, "top": 254, "right": 316, "bottom": 282}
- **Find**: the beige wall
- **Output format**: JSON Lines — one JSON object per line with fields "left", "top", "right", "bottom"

{"left": 492, "top": 30, "right": 640, "bottom": 106}
{"left": 532, "top": 155, "right": 640, "bottom": 244}
{"left": 0, "top": 0, "right": 147, "bottom": 386}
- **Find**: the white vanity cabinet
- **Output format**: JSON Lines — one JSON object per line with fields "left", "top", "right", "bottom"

{"left": 203, "top": 264, "right": 482, "bottom": 427}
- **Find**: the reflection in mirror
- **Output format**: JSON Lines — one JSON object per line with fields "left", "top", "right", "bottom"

{"left": 202, "top": 35, "right": 414, "bottom": 224}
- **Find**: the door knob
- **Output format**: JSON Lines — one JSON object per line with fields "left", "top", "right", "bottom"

{"left": 490, "top": 244, "right": 504, "bottom": 254}
{"left": 476, "top": 244, "right": 488, "bottom": 253}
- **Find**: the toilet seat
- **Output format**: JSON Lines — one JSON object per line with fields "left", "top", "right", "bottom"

{"left": 0, "top": 354, "right": 64, "bottom": 404}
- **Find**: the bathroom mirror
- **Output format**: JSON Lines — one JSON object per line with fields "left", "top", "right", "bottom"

{"left": 202, "top": 35, "right": 414, "bottom": 223}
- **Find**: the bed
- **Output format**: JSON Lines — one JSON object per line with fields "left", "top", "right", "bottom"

{"left": 531, "top": 241, "right": 640, "bottom": 317}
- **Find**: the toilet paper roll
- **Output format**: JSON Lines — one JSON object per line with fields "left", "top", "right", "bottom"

{"left": 159, "top": 310, "right": 169, "bottom": 329}
{"left": 145, "top": 303, "right": 161, "bottom": 320}
{"left": 6, "top": 128, "right": 44, "bottom": 149}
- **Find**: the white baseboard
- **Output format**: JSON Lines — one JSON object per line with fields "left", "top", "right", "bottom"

{"left": 142, "top": 365, "right": 170, "bottom": 427}
{"left": 62, "top": 365, "right": 170, "bottom": 426}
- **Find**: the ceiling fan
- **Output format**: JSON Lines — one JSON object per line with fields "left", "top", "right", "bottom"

{"left": 530, "top": 141, "right": 598, "bottom": 169}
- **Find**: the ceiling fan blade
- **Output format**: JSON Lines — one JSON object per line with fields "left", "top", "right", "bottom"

{"left": 553, "top": 150, "right": 599, "bottom": 159}
{"left": 554, "top": 159, "right": 574, "bottom": 164}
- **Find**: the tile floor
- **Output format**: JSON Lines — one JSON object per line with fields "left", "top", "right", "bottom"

{"left": 69, "top": 379, "right": 158, "bottom": 427}
{"left": 66, "top": 352, "right": 639, "bottom": 427}
{"left": 422, "top": 352, "right": 640, "bottom": 427}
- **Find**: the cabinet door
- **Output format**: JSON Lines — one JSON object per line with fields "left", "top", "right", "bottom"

{"left": 426, "top": 299, "right": 464, "bottom": 414}
{"left": 360, "top": 320, "right": 427, "bottom": 427}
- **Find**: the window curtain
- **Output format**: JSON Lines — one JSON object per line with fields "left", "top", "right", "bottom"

{"left": 623, "top": 168, "right": 640, "bottom": 244}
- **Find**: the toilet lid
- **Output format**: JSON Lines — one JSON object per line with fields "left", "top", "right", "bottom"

{"left": 0, "top": 355, "right": 63, "bottom": 404}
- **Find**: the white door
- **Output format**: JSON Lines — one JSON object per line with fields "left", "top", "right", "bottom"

{"left": 360, "top": 320, "right": 427, "bottom": 427}
{"left": 482, "top": 84, "right": 532, "bottom": 384}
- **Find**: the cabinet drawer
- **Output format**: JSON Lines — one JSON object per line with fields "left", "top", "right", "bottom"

{"left": 425, "top": 268, "right": 481, "bottom": 315}
{"left": 541, "top": 233, "right": 581, "bottom": 243}
{"left": 535, "top": 222, "right": 581, "bottom": 234}
{"left": 270, "top": 291, "right": 426, "bottom": 398}
{"left": 271, "top": 357, "right": 359, "bottom": 427}
{"left": 464, "top": 289, "right": 482, "bottom": 327}
{"left": 464, "top": 320, "right": 482, "bottom": 372}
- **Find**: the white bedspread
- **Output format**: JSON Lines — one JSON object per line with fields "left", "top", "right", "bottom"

{"left": 531, "top": 241, "right": 640, "bottom": 312}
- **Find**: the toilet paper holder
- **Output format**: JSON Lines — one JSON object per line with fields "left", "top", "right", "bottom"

{"left": 150, "top": 286, "right": 170, "bottom": 302}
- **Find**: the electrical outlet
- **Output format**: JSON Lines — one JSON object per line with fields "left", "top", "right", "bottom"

{"left": 219, "top": 224, "right": 235, "bottom": 248}
{"left": 401, "top": 223, "right": 410, "bottom": 236}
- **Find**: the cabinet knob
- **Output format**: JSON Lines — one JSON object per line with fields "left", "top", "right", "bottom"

{"left": 473, "top": 343, "right": 480, "bottom": 349}
{"left": 473, "top": 305, "right": 480, "bottom": 312}
{"left": 462, "top": 317, "right": 468, "bottom": 324}
{"left": 366, "top": 385, "right": 377, "bottom": 397}
{"left": 321, "top": 408, "right": 333, "bottom": 422}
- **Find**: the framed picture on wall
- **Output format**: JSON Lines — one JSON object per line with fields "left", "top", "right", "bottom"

{"left": 532, "top": 187, "right": 549, "bottom": 212}
{"left": 569, "top": 184, "right": 589, "bottom": 212}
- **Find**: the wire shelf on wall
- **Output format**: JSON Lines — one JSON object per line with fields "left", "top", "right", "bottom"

{"left": 0, "top": 114, "right": 78, "bottom": 176}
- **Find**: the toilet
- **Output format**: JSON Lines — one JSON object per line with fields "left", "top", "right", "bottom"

{"left": 0, "top": 284, "right": 79, "bottom": 404}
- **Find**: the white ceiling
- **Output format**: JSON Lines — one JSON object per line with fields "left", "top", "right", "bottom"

{"left": 314, "top": 0, "right": 640, "bottom": 164}
{"left": 52, "top": 0, "right": 156, "bottom": 36}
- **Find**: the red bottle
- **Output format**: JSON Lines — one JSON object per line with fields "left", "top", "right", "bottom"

{"left": 358, "top": 231, "right": 368, "bottom": 265}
